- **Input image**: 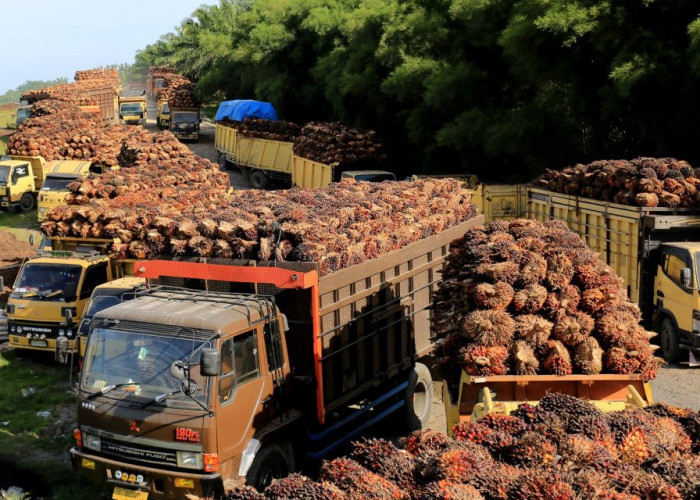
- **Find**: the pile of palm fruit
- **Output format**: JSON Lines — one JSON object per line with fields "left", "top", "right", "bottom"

{"left": 42, "top": 178, "right": 476, "bottom": 273}
{"left": 431, "top": 219, "right": 662, "bottom": 382}
{"left": 535, "top": 157, "right": 700, "bottom": 208}
{"left": 218, "top": 117, "right": 301, "bottom": 142}
{"left": 215, "top": 395, "right": 700, "bottom": 499}
{"left": 293, "top": 121, "right": 385, "bottom": 166}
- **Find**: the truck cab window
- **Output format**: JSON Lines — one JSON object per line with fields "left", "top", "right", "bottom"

{"left": 219, "top": 330, "right": 260, "bottom": 403}
{"left": 80, "top": 263, "right": 109, "bottom": 299}
{"left": 664, "top": 253, "right": 690, "bottom": 286}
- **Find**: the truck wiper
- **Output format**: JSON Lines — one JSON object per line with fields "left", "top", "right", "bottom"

{"left": 140, "top": 389, "right": 181, "bottom": 409}
{"left": 86, "top": 382, "right": 140, "bottom": 399}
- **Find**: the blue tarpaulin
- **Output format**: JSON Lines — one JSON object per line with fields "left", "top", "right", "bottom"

{"left": 214, "top": 100, "right": 278, "bottom": 122}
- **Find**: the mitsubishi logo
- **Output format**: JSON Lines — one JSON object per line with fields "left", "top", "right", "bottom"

{"left": 129, "top": 420, "right": 141, "bottom": 433}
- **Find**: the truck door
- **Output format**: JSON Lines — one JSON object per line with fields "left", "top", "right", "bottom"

{"left": 216, "top": 328, "right": 274, "bottom": 470}
{"left": 655, "top": 248, "right": 694, "bottom": 342}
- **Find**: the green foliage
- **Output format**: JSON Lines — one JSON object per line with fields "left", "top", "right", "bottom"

{"left": 130, "top": 0, "right": 700, "bottom": 180}
{"left": 0, "top": 79, "right": 69, "bottom": 105}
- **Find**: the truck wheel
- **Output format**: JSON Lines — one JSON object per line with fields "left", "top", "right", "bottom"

{"left": 249, "top": 170, "right": 269, "bottom": 189}
{"left": 660, "top": 317, "right": 685, "bottom": 363}
{"left": 246, "top": 442, "right": 294, "bottom": 492}
{"left": 217, "top": 153, "right": 228, "bottom": 170}
{"left": 17, "top": 193, "right": 35, "bottom": 212}
{"left": 404, "top": 362, "right": 433, "bottom": 431}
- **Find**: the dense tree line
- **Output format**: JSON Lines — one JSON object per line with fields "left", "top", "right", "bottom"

{"left": 134, "top": 0, "right": 700, "bottom": 181}
{"left": 0, "top": 78, "right": 69, "bottom": 106}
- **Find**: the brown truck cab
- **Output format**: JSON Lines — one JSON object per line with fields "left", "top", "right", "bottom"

{"left": 71, "top": 216, "right": 482, "bottom": 498}
{"left": 72, "top": 285, "right": 289, "bottom": 498}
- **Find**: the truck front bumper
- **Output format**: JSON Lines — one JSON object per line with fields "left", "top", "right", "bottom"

{"left": 8, "top": 320, "right": 78, "bottom": 353}
{"left": 70, "top": 447, "right": 224, "bottom": 499}
{"left": 173, "top": 132, "right": 199, "bottom": 140}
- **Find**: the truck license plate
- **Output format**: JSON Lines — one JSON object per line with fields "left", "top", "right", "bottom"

{"left": 112, "top": 487, "right": 148, "bottom": 500}
{"left": 29, "top": 339, "right": 47, "bottom": 347}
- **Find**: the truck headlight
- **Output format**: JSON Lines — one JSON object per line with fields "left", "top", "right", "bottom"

{"left": 176, "top": 451, "right": 203, "bottom": 470}
{"left": 693, "top": 310, "right": 700, "bottom": 333}
{"left": 67, "top": 330, "right": 73, "bottom": 337}
{"left": 16, "top": 326, "right": 23, "bottom": 334}
{"left": 58, "top": 329, "right": 65, "bottom": 336}
{"left": 83, "top": 433, "right": 101, "bottom": 452}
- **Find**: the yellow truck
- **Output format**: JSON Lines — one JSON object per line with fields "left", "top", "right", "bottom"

{"left": 156, "top": 99, "right": 170, "bottom": 129}
{"left": 76, "top": 276, "right": 145, "bottom": 358}
{"left": 118, "top": 93, "right": 147, "bottom": 125}
{"left": 37, "top": 160, "right": 94, "bottom": 222}
{"left": 475, "top": 183, "right": 700, "bottom": 363}
{"left": 6, "top": 237, "right": 134, "bottom": 357}
{"left": 0, "top": 155, "right": 46, "bottom": 212}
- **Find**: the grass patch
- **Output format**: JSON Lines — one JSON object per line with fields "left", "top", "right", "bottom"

{"left": 0, "top": 351, "right": 97, "bottom": 499}
{"left": 0, "top": 105, "right": 17, "bottom": 129}
{"left": 0, "top": 208, "right": 41, "bottom": 244}
{"left": 0, "top": 135, "right": 8, "bottom": 156}
{"left": 202, "top": 103, "right": 220, "bottom": 120}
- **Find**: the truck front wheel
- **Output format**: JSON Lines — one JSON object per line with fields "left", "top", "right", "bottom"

{"left": 660, "top": 317, "right": 685, "bottom": 363}
{"left": 17, "top": 193, "right": 35, "bottom": 212}
{"left": 249, "top": 170, "right": 269, "bottom": 189}
{"left": 217, "top": 153, "right": 228, "bottom": 170}
{"left": 246, "top": 442, "right": 294, "bottom": 492}
{"left": 404, "top": 362, "right": 433, "bottom": 431}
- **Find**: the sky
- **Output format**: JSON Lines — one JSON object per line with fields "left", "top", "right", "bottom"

{"left": 0, "top": 0, "right": 215, "bottom": 95}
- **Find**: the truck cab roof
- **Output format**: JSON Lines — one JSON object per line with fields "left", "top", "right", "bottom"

{"left": 661, "top": 242, "right": 700, "bottom": 252}
{"left": 92, "top": 288, "right": 274, "bottom": 335}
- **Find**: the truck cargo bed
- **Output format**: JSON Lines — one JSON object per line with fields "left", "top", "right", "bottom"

{"left": 444, "top": 371, "right": 653, "bottom": 435}
{"left": 136, "top": 215, "right": 485, "bottom": 424}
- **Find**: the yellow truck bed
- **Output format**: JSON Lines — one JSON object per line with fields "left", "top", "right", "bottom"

{"left": 292, "top": 155, "right": 334, "bottom": 189}
{"left": 444, "top": 371, "right": 653, "bottom": 434}
{"left": 215, "top": 123, "right": 294, "bottom": 175}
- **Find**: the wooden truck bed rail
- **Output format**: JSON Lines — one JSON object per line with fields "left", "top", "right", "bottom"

{"left": 444, "top": 371, "right": 653, "bottom": 436}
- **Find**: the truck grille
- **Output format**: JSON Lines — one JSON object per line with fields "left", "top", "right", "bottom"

{"left": 100, "top": 438, "right": 178, "bottom": 467}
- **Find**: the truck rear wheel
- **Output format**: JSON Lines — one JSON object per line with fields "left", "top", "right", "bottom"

{"left": 404, "top": 362, "right": 433, "bottom": 431}
{"left": 17, "top": 193, "right": 35, "bottom": 212}
{"left": 249, "top": 170, "right": 269, "bottom": 189}
{"left": 218, "top": 153, "right": 228, "bottom": 170}
{"left": 246, "top": 442, "right": 294, "bottom": 492}
{"left": 660, "top": 317, "right": 685, "bottom": 363}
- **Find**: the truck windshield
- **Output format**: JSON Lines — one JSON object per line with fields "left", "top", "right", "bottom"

{"left": 0, "top": 166, "right": 8, "bottom": 184}
{"left": 345, "top": 172, "right": 396, "bottom": 182}
{"left": 12, "top": 263, "right": 81, "bottom": 301}
{"left": 121, "top": 104, "right": 142, "bottom": 114}
{"left": 16, "top": 107, "right": 31, "bottom": 125}
{"left": 695, "top": 253, "right": 700, "bottom": 289}
{"left": 174, "top": 112, "right": 198, "bottom": 124}
{"left": 81, "top": 327, "right": 210, "bottom": 408}
{"left": 42, "top": 176, "right": 76, "bottom": 191}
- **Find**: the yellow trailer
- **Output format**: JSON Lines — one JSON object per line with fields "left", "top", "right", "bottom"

{"left": 526, "top": 186, "right": 700, "bottom": 362}
{"left": 215, "top": 122, "right": 295, "bottom": 189}
{"left": 292, "top": 155, "right": 334, "bottom": 189}
{"left": 444, "top": 371, "right": 653, "bottom": 434}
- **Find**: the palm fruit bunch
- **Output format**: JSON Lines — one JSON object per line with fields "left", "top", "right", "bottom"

{"left": 318, "top": 457, "right": 408, "bottom": 499}
{"left": 535, "top": 157, "right": 700, "bottom": 208}
{"left": 263, "top": 473, "right": 346, "bottom": 499}
{"left": 432, "top": 219, "right": 663, "bottom": 380}
{"left": 349, "top": 438, "right": 416, "bottom": 491}
{"left": 207, "top": 398, "right": 698, "bottom": 500}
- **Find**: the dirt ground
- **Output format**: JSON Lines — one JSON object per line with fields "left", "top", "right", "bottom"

{"left": 0, "top": 230, "right": 33, "bottom": 297}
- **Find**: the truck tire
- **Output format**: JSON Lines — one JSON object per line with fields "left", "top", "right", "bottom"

{"left": 246, "top": 442, "right": 294, "bottom": 492}
{"left": 218, "top": 153, "right": 228, "bottom": 170}
{"left": 249, "top": 170, "right": 269, "bottom": 189}
{"left": 404, "top": 362, "right": 433, "bottom": 431}
{"left": 660, "top": 317, "right": 685, "bottom": 363}
{"left": 17, "top": 193, "right": 35, "bottom": 212}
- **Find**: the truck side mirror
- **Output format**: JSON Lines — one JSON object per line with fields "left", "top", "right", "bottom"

{"left": 681, "top": 268, "right": 692, "bottom": 288}
{"left": 200, "top": 349, "right": 221, "bottom": 377}
{"left": 56, "top": 336, "right": 69, "bottom": 364}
